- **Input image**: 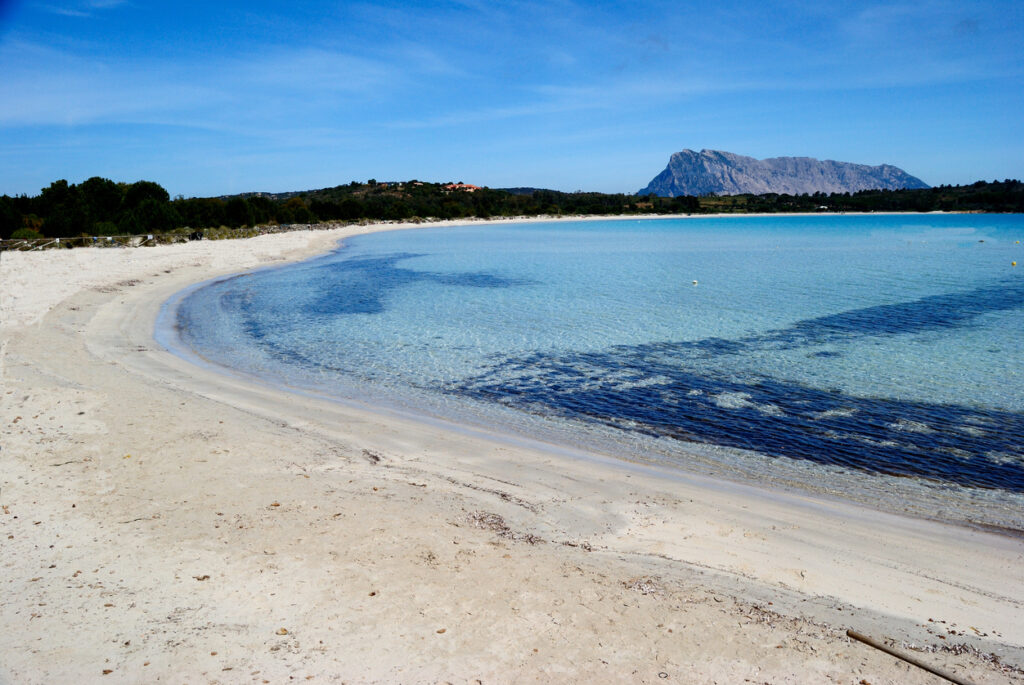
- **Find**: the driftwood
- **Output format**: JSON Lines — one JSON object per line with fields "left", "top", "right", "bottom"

{"left": 846, "top": 629, "right": 977, "bottom": 685}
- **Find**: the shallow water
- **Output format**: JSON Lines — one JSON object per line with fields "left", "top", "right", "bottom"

{"left": 167, "top": 215, "right": 1024, "bottom": 530}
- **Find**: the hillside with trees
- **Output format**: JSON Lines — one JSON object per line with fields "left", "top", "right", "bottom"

{"left": 1, "top": 177, "right": 1021, "bottom": 242}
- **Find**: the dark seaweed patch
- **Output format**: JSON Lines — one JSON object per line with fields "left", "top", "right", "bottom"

{"left": 451, "top": 348, "right": 1024, "bottom": 491}
{"left": 764, "top": 280, "right": 1024, "bottom": 347}
{"left": 180, "top": 252, "right": 536, "bottom": 375}
{"left": 449, "top": 280, "right": 1024, "bottom": 492}
{"left": 297, "top": 253, "right": 534, "bottom": 316}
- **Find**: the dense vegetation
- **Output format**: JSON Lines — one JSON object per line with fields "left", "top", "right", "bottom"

{"left": 1, "top": 177, "right": 1021, "bottom": 241}
{"left": 693, "top": 180, "right": 1024, "bottom": 214}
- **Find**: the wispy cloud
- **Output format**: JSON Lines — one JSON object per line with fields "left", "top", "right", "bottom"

{"left": 231, "top": 47, "right": 407, "bottom": 94}
{"left": 384, "top": 101, "right": 586, "bottom": 130}
{"left": 0, "top": 35, "right": 460, "bottom": 133}
{"left": 0, "top": 38, "right": 224, "bottom": 126}
{"left": 1, "top": 0, "right": 1021, "bottom": 195}
{"left": 34, "top": 5, "right": 90, "bottom": 17}
{"left": 34, "top": 0, "right": 127, "bottom": 17}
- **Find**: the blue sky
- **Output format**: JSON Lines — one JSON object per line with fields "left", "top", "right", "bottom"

{"left": 1, "top": 0, "right": 1022, "bottom": 197}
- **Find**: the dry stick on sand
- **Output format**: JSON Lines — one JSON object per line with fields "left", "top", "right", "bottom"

{"left": 846, "top": 630, "right": 977, "bottom": 685}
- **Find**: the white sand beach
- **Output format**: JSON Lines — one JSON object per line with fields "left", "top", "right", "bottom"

{"left": 2, "top": 221, "right": 1022, "bottom": 684}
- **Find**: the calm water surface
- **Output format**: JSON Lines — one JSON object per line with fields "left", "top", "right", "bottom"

{"left": 165, "top": 215, "right": 1024, "bottom": 530}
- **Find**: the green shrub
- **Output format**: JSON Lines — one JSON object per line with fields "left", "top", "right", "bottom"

{"left": 11, "top": 227, "right": 44, "bottom": 239}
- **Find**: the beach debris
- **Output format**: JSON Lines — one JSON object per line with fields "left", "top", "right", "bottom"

{"left": 623, "top": 576, "right": 665, "bottom": 596}
{"left": 269, "top": 502, "right": 280, "bottom": 508}
{"left": 903, "top": 641, "right": 1022, "bottom": 677}
{"left": 118, "top": 516, "right": 154, "bottom": 524}
{"left": 846, "top": 629, "right": 976, "bottom": 685}
{"left": 436, "top": 628, "right": 446, "bottom": 634}
{"left": 276, "top": 628, "right": 289, "bottom": 635}
{"left": 468, "top": 511, "right": 508, "bottom": 531}
{"left": 362, "top": 449, "right": 383, "bottom": 464}
{"left": 193, "top": 575, "right": 210, "bottom": 581}
{"left": 466, "top": 511, "right": 544, "bottom": 544}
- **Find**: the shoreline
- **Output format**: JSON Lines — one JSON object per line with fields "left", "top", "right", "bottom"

{"left": 3, "top": 219, "right": 1023, "bottom": 682}
{"left": 161, "top": 216, "right": 1024, "bottom": 538}
{"left": 162, "top": 289, "right": 1024, "bottom": 541}
{"left": 0, "top": 207, "right": 974, "bottom": 254}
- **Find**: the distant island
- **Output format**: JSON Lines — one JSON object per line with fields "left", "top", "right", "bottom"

{"left": 640, "top": 149, "right": 929, "bottom": 197}
{"left": 2, "top": 175, "right": 1022, "bottom": 245}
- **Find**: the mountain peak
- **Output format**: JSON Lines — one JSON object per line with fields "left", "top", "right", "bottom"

{"left": 640, "top": 149, "right": 928, "bottom": 196}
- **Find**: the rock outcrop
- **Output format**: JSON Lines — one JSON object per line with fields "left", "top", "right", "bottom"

{"left": 639, "top": 149, "right": 929, "bottom": 196}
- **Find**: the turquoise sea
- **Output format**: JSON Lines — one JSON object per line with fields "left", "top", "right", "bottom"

{"left": 161, "top": 214, "right": 1024, "bottom": 531}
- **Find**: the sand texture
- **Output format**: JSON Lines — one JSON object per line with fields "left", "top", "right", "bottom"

{"left": 2, "top": 222, "right": 1022, "bottom": 684}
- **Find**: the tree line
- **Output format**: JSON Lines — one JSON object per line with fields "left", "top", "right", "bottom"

{"left": 2, "top": 177, "right": 1021, "bottom": 241}
{"left": 693, "top": 180, "right": 1024, "bottom": 214}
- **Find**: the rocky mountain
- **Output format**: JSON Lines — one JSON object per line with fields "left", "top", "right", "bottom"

{"left": 639, "top": 149, "right": 929, "bottom": 197}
